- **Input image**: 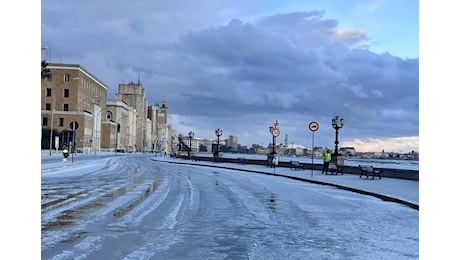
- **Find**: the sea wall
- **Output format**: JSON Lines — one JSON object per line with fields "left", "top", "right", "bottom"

{"left": 176, "top": 155, "right": 419, "bottom": 181}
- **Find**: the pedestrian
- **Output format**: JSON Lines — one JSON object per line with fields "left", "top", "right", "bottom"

{"left": 322, "top": 149, "right": 331, "bottom": 174}
{"left": 62, "top": 147, "right": 69, "bottom": 161}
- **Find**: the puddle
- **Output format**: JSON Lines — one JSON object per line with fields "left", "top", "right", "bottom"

{"left": 113, "top": 179, "right": 160, "bottom": 217}
{"left": 41, "top": 169, "right": 163, "bottom": 231}
{"left": 268, "top": 194, "right": 277, "bottom": 213}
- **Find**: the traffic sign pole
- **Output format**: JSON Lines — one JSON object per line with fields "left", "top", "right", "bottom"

{"left": 72, "top": 124, "right": 75, "bottom": 162}
{"left": 308, "top": 121, "right": 319, "bottom": 177}
{"left": 311, "top": 131, "right": 315, "bottom": 177}
{"left": 70, "top": 121, "right": 79, "bottom": 163}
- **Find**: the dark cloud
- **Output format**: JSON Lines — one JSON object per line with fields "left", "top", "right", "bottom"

{"left": 41, "top": 5, "right": 418, "bottom": 151}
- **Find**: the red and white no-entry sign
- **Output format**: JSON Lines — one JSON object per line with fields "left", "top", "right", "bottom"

{"left": 309, "top": 121, "right": 319, "bottom": 132}
{"left": 271, "top": 128, "right": 280, "bottom": 137}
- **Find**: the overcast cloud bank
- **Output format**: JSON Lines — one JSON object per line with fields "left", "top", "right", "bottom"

{"left": 41, "top": 1, "right": 419, "bottom": 152}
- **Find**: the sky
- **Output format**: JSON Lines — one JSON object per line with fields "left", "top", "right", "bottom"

{"left": 39, "top": 152, "right": 419, "bottom": 259}
{"left": 38, "top": 0, "right": 421, "bottom": 153}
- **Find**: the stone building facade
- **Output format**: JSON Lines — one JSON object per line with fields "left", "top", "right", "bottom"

{"left": 41, "top": 63, "right": 173, "bottom": 154}
{"left": 41, "top": 63, "right": 107, "bottom": 153}
{"left": 115, "top": 82, "right": 149, "bottom": 151}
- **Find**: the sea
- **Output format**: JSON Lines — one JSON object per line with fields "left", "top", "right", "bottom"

{"left": 196, "top": 153, "right": 419, "bottom": 171}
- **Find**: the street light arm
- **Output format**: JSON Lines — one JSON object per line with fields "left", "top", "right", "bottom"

{"left": 117, "top": 115, "right": 129, "bottom": 123}
{"left": 78, "top": 95, "right": 99, "bottom": 112}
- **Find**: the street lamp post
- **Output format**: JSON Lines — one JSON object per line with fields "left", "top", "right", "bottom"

{"left": 72, "top": 94, "right": 98, "bottom": 162}
{"left": 188, "top": 131, "right": 194, "bottom": 157}
{"left": 178, "top": 134, "right": 184, "bottom": 153}
{"left": 269, "top": 126, "right": 275, "bottom": 154}
{"left": 170, "top": 136, "right": 175, "bottom": 156}
{"left": 154, "top": 138, "right": 164, "bottom": 157}
{"left": 125, "top": 121, "right": 138, "bottom": 153}
{"left": 160, "top": 139, "right": 164, "bottom": 154}
{"left": 267, "top": 120, "right": 280, "bottom": 169}
{"left": 331, "top": 115, "right": 345, "bottom": 165}
{"left": 331, "top": 115, "right": 345, "bottom": 155}
{"left": 49, "top": 94, "right": 55, "bottom": 156}
{"left": 215, "top": 128, "right": 223, "bottom": 157}
{"left": 93, "top": 108, "right": 109, "bottom": 154}
{"left": 269, "top": 120, "right": 280, "bottom": 155}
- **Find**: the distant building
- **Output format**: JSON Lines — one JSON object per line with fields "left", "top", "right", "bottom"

{"left": 284, "top": 143, "right": 305, "bottom": 156}
{"left": 105, "top": 99, "right": 136, "bottom": 153}
{"left": 339, "top": 147, "right": 357, "bottom": 156}
{"left": 115, "top": 82, "right": 149, "bottom": 151}
{"left": 228, "top": 135, "right": 238, "bottom": 151}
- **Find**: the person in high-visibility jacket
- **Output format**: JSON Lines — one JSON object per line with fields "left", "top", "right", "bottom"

{"left": 321, "top": 149, "right": 331, "bottom": 174}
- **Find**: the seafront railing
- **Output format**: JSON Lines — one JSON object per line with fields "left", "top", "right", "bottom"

{"left": 174, "top": 153, "right": 419, "bottom": 181}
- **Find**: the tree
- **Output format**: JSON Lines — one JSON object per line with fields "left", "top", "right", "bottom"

{"left": 41, "top": 60, "right": 51, "bottom": 79}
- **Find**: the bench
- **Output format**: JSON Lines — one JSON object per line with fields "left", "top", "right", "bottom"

{"left": 237, "top": 157, "right": 248, "bottom": 165}
{"left": 266, "top": 155, "right": 279, "bottom": 168}
{"left": 327, "top": 163, "right": 343, "bottom": 175}
{"left": 289, "top": 160, "right": 304, "bottom": 170}
{"left": 359, "top": 165, "right": 381, "bottom": 179}
{"left": 267, "top": 158, "right": 276, "bottom": 167}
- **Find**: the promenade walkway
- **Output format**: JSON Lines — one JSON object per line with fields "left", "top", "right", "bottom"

{"left": 41, "top": 152, "right": 418, "bottom": 210}
{"left": 153, "top": 155, "right": 419, "bottom": 210}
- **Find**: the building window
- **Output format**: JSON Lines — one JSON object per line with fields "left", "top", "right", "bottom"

{"left": 58, "top": 118, "right": 64, "bottom": 127}
{"left": 46, "top": 88, "right": 52, "bottom": 96}
{"left": 47, "top": 74, "right": 53, "bottom": 82}
{"left": 63, "top": 104, "right": 69, "bottom": 111}
{"left": 64, "top": 74, "right": 70, "bottom": 82}
{"left": 64, "top": 89, "right": 69, "bottom": 97}
{"left": 45, "top": 103, "right": 51, "bottom": 110}
{"left": 43, "top": 117, "right": 48, "bottom": 126}
{"left": 106, "top": 111, "right": 113, "bottom": 121}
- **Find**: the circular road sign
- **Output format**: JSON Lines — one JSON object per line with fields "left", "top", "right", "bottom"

{"left": 70, "top": 121, "right": 79, "bottom": 130}
{"left": 309, "top": 121, "right": 319, "bottom": 132}
{"left": 271, "top": 128, "right": 280, "bottom": 137}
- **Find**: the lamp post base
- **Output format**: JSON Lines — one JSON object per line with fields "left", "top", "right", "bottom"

{"left": 332, "top": 154, "right": 346, "bottom": 166}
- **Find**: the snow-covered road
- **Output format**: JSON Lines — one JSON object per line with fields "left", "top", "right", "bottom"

{"left": 41, "top": 153, "right": 418, "bottom": 259}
